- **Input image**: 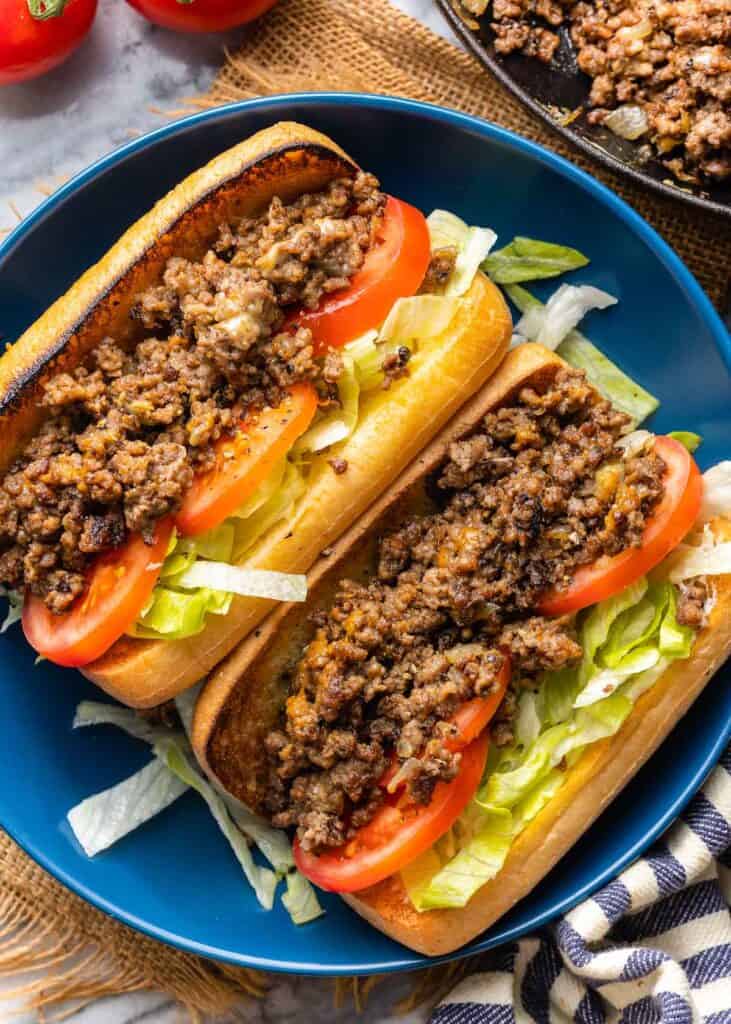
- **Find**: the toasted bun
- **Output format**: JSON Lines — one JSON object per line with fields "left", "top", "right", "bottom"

{"left": 192, "top": 342, "right": 731, "bottom": 954}
{"left": 0, "top": 122, "right": 511, "bottom": 707}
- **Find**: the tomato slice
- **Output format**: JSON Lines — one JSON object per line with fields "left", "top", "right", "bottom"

{"left": 293, "top": 732, "right": 489, "bottom": 893}
{"left": 289, "top": 196, "right": 431, "bottom": 354}
{"left": 448, "top": 655, "right": 511, "bottom": 751}
{"left": 538, "top": 436, "right": 702, "bottom": 617}
{"left": 22, "top": 518, "right": 173, "bottom": 669}
{"left": 175, "top": 383, "right": 317, "bottom": 537}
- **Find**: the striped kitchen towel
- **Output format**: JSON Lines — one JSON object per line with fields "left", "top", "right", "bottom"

{"left": 432, "top": 744, "right": 731, "bottom": 1024}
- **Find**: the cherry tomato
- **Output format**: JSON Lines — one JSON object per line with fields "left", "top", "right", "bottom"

{"left": 290, "top": 196, "right": 432, "bottom": 354}
{"left": 22, "top": 519, "right": 173, "bottom": 668}
{"left": 294, "top": 732, "right": 489, "bottom": 893}
{"left": 175, "top": 383, "right": 317, "bottom": 537}
{"left": 0, "top": 0, "right": 96, "bottom": 85}
{"left": 125, "top": 0, "right": 276, "bottom": 33}
{"left": 538, "top": 436, "right": 702, "bottom": 617}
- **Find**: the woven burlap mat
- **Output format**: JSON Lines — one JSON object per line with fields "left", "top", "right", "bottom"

{"left": 0, "top": 0, "right": 729, "bottom": 1018}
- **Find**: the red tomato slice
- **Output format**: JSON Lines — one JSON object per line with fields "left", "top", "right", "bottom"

{"left": 448, "top": 654, "right": 511, "bottom": 751}
{"left": 175, "top": 383, "right": 317, "bottom": 537}
{"left": 538, "top": 436, "right": 702, "bottom": 617}
{"left": 289, "top": 196, "right": 431, "bottom": 354}
{"left": 293, "top": 732, "right": 489, "bottom": 893}
{"left": 22, "top": 518, "right": 173, "bottom": 668}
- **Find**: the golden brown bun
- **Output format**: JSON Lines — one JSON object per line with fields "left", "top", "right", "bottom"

{"left": 192, "top": 341, "right": 731, "bottom": 954}
{"left": 0, "top": 121, "right": 511, "bottom": 707}
{"left": 344, "top": 524, "right": 731, "bottom": 954}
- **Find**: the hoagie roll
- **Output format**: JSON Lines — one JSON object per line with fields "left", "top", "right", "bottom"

{"left": 0, "top": 122, "right": 511, "bottom": 707}
{"left": 192, "top": 343, "right": 731, "bottom": 955}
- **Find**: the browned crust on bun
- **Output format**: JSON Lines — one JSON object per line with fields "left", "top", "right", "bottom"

{"left": 191, "top": 341, "right": 731, "bottom": 955}
{"left": 344, "top": 527, "right": 731, "bottom": 955}
{"left": 0, "top": 122, "right": 511, "bottom": 707}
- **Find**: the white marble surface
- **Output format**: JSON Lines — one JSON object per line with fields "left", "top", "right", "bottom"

{"left": 0, "top": 2, "right": 459, "bottom": 1021}
{"left": 0, "top": 0, "right": 455, "bottom": 232}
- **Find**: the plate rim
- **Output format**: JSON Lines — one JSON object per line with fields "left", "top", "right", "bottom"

{"left": 0, "top": 92, "right": 730, "bottom": 975}
{"left": 435, "top": 0, "right": 731, "bottom": 220}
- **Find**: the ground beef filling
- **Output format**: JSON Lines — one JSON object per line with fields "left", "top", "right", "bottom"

{"left": 0, "top": 173, "right": 386, "bottom": 613}
{"left": 460, "top": 0, "right": 731, "bottom": 184}
{"left": 264, "top": 368, "right": 667, "bottom": 853}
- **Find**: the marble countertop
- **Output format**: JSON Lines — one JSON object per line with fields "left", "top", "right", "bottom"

{"left": 0, "top": 2, "right": 459, "bottom": 1021}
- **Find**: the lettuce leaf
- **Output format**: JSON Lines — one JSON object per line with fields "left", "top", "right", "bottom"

{"left": 484, "top": 236, "right": 589, "bottom": 284}
{"left": 154, "top": 737, "right": 278, "bottom": 910}
{"left": 281, "top": 870, "right": 325, "bottom": 924}
{"left": 699, "top": 461, "right": 731, "bottom": 522}
{"left": 380, "top": 294, "right": 462, "bottom": 343}
{"left": 131, "top": 461, "right": 306, "bottom": 640}
{"left": 513, "top": 283, "right": 617, "bottom": 350}
{"left": 668, "top": 431, "right": 702, "bottom": 453}
{"left": 294, "top": 353, "right": 359, "bottom": 455}
{"left": 131, "top": 587, "right": 233, "bottom": 640}
{"left": 68, "top": 759, "right": 188, "bottom": 857}
{"left": 405, "top": 807, "right": 513, "bottom": 911}
{"left": 232, "top": 462, "right": 305, "bottom": 560}
{"left": 172, "top": 562, "right": 307, "bottom": 603}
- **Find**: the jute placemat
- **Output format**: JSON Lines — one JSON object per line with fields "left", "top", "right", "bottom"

{"left": 0, "top": 0, "right": 728, "bottom": 1018}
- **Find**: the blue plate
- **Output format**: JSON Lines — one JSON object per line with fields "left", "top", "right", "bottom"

{"left": 0, "top": 94, "right": 729, "bottom": 975}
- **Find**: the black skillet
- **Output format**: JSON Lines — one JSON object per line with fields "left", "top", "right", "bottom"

{"left": 436, "top": 0, "right": 731, "bottom": 219}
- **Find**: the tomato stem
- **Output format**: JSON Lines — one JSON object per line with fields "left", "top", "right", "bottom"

{"left": 26, "top": 0, "right": 68, "bottom": 20}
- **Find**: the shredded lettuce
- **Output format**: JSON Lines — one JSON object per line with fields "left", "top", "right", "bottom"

{"left": 281, "top": 870, "right": 325, "bottom": 924}
{"left": 668, "top": 431, "right": 702, "bottom": 453}
{"left": 69, "top": 697, "right": 315, "bottom": 923}
{"left": 132, "top": 588, "right": 233, "bottom": 640}
{"left": 426, "top": 210, "right": 497, "bottom": 297}
{"left": 699, "top": 461, "right": 731, "bottom": 522}
{"left": 172, "top": 562, "right": 306, "bottom": 603}
{"left": 667, "top": 529, "right": 731, "bottom": 582}
{"left": 484, "top": 236, "right": 589, "bottom": 284}
{"left": 73, "top": 700, "right": 178, "bottom": 746}
{"left": 0, "top": 586, "right": 23, "bottom": 634}
{"left": 294, "top": 354, "right": 359, "bottom": 455}
{"left": 380, "top": 294, "right": 462, "bottom": 343}
{"left": 345, "top": 331, "right": 413, "bottom": 393}
{"left": 155, "top": 737, "right": 278, "bottom": 909}
{"left": 404, "top": 807, "right": 513, "bottom": 911}
{"left": 506, "top": 284, "right": 658, "bottom": 429}
{"left": 513, "top": 283, "right": 617, "bottom": 350}
{"left": 131, "top": 462, "right": 306, "bottom": 640}
{"left": 405, "top": 574, "right": 697, "bottom": 911}
{"left": 229, "top": 460, "right": 287, "bottom": 521}
{"left": 68, "top": 759, "right": 188, "bottom": 858}
{"left": 232, "top": 462, "right": 306, "bottom": 560}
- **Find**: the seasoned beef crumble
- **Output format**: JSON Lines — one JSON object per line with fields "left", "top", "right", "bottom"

{"left": 460, "top": 0, "right": 731, "bottom": 184}
{"left": 264, "top": 368, "right": 668, "bottom": 853}
{"left": 0, "top": 174, "right": 387, "bottom": 613}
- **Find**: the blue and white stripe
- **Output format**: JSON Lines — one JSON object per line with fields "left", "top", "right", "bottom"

{"left": 432, "top": 746, "right": 731, "bottom": 1024}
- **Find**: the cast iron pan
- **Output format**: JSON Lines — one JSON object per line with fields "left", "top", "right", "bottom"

{"left": 437, "top": 0, "right": 731, "bottom": 219}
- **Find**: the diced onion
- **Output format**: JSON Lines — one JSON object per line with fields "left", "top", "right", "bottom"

{"left": 604, "top": 105, "right": 649, "bottom": 141}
